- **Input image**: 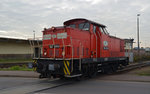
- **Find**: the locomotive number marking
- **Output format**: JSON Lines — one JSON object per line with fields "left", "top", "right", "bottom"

{"left": 103, "top": 41, "right": 108, "bottom": 46}
{"left": 57, "top": 32, "right": 67, "bottom": 39}
{"left": 43, "top": 34, "right": 51, "bottom": 40}
{"left": 52, "top": 35, "right": 56, "bottom": 38}
{"left": 43, "top": 33, "right": 67, "bottom": 40}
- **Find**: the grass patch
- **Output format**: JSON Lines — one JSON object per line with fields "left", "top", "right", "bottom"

{"left": 0, "top": 59, "right": 32, "bottom": 63}
{"left": 138, "top": 72, "right": 150, "bottom": 76}
{"left": 134, "top": 54, "right": 150, "bottom": 62}
{"left": 135, "top": 66, "right": 150, "bottom": 76}
{"left": 0, "top": 65, "right": 33, "bottom": 71}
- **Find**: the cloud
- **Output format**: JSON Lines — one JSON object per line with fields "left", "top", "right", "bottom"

{"left": 0, "top": 0, "right": 150, "bottom": 47}
{"left": 130, "top": 0, "right": 150, "bottom": 12}
{"left": 0, "top": 30, "right": 8, "bottom": 34}
{"left": 84, "top": 0, "right": 103, "bottom": 5}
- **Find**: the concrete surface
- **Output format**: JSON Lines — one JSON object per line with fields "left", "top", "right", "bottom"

{"left": 39, "top": 79, "right": 150, "bottom": 94}
{"left": 0, "top": 71, "right": 39, "bottom": 78}
{"left": 1, "top": 69, "right": 150, "bottom": 82}
{"left": 0, "top": 77, "right": 149, "bottom": 94}
{"left": 0, "top": 77, "right": 63, "bottom": 94}
{"left": 95, "top": 74, "right": 150, "bottom": 82}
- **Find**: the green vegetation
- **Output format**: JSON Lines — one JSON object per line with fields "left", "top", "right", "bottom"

{"left": 135, "top": 66, "right": 150, "bottom": 76}
{"left": 137, "top": 68, "right": 150, "bottom": 76}
{"left": 0, "top": 65, "right": 33, "bottom": 71}
{"left": 0, "top": 59, "right": 32, "bottom": 63}
{"left": 138, "top": 72, "right": 150, "bottom": 76}
{"left": 134, "top": 54, "right": 150, "bottom": 62}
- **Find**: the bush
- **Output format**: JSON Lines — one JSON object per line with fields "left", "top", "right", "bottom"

{"left": 134, "top": 54, "right": 150, "bottom": 62}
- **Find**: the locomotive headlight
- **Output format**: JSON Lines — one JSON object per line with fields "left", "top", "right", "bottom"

{"left": 62, "top": 51, "right": 65, "bottom": 56}
{"left": 44, "top": 52, "right": 47, "bottom": 56}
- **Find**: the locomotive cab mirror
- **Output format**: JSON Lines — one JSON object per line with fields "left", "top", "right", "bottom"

{"left": 34, "top": 47, "right": 41, "bottom": 58}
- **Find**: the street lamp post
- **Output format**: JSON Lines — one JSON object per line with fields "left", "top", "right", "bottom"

{"left": 137, "top": 14, "right": 140, "bottom": 57}
{"left": 33, "top": 30, "right": 35, "bottom": 40}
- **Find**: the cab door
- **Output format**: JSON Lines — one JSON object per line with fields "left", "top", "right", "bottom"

{"left": 90, "top": 25, "right": 103, "bottom": 58}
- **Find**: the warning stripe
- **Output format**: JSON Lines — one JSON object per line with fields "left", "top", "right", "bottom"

{"left": 66, "top": 61, "right": 69, "bottom": 66}
{"left": 63, "top": 60, "right": 70, "bottom": 75}
{"left": 64, "top": 62, "right": 70, "bottom": 75}
{"left": 63, "top": 68, "right": 67, "bottom": 75}
{"left": 33, "top": 60, "right": 37, "bottom": 71}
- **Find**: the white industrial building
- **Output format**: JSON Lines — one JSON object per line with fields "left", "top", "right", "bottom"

{"left": 0, "top": 37, "right": 41, "bottom": 59}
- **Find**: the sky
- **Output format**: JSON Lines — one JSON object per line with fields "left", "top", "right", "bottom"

{"left": 0, "top": 0, "right": 150, "bottom": 47}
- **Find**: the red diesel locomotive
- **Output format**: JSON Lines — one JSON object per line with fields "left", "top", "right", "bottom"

{"left": 33, "top": 18, "right": 129, "bottom": 78}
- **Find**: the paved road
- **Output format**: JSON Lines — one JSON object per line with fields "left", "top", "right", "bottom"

{"left": 38, "top": 79, "right": 150, "bottom": 94}
{"left": 0, "top": 77, "right": 150, "bottom": 94}
{"left": 0, "top": 77, "right": 66, "bottom": 94}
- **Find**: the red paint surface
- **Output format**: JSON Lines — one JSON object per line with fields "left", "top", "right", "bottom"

{"left": 42, "top": 19, "right": 125, "bottom": 59}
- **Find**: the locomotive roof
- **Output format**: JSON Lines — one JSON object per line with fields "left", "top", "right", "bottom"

{"left": 64, "top": 18, "right": 106, "bottom": 27}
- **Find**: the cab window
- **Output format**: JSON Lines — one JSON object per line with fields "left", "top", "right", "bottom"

{"left": 99, "top": 27, "right": 104, "bottom": 34}
{"left": 99, "top": 27, "right": 109, "bottom": 35}
{"left": 103, "top": 28, "right": 109, "bottom": 34}
{"left": 79, "top": 23, "right": 90, "bottom": 31}
{"left": 93, "top": 25, "right": 96, "bottom": 33}
{"left": 67, "top": 24, "right": 76, "bottom": 28}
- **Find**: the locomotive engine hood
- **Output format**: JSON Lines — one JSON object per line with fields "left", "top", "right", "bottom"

{"left": 42, "top": 24, "right": 91, "bottom": 59}
{"left": 42, "top": 26, "right": 70, "bottom": 58}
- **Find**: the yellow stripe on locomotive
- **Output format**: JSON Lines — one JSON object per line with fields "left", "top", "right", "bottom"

{"left": 33, "top": 60, "right": 37, "bottom": 71}
{"left": 63, "top": 60, "right": 70, "bottom": 75}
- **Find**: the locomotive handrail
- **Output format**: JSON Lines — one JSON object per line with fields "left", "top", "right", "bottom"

{"left": 70, "top": 36, "right": 74, "bottom": 72}
{"left": 28, "top": 37, "right": 42, "bottom": 47}
{"left": 97, "top": 31, "right": 101, "bottom": 57}
{"left": 61, "top": 38, "right": 65, "bottom": 59}
{"left": 52, "top": 37, "right": 56, "bottom": 59}
{"left": 79, "top": 42, "right": 82, "bottom": 71}
{"left": 29, "top": 35, "right": 76, "bottom": 62}
{"left": 28, "top": 37, "right": 42, "bottom": 58}
{"left": 93, "top": 31, "right": 98, "bottom": 58}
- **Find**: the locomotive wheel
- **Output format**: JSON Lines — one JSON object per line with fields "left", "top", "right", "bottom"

{"left": 60, "top": 76, "right": 65, "bottom": 80}
{"left": 39, "top": 73, "right": 47, "bottom": 79}
{"left": 88, "top": 63, "right": 97, "bottom": 78}
{"left": 75, "top": 76, "right": 82, "bottom": 81}
{"left": 39, "top": 74, "right": 44, "bottom": 79}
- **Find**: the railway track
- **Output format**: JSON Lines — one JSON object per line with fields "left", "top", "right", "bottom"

{"left": 0, "top": 78, "right": 74, "bottom": 94}
{"left": 117, "top": 61, "right": 150, "bottom": 73}
{"left": 0, "top": 61, "right": 150, "bottom": 70}
{"left": 27, "top": 80, "right": 74, "bottom": 94}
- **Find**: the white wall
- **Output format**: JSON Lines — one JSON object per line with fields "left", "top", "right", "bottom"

{"left": 0, "top": 40, "right": 33, "bottom": 54}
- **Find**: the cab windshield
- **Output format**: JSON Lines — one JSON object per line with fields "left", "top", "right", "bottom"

{"left": 67, "top": 24, "right": 76, "bottom": 28}
{"left": 79, "top": 22, "right": 90, "bottom": 31}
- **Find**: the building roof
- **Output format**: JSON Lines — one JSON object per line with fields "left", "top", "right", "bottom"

{"left": 0, "top": 37, "right": 27, "bottom": 41}
{"left": 64, "top": 18, "right": 106, "bottom": 27}
{"left": 0, "top": 37, "right": 42, "bottom": 42}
